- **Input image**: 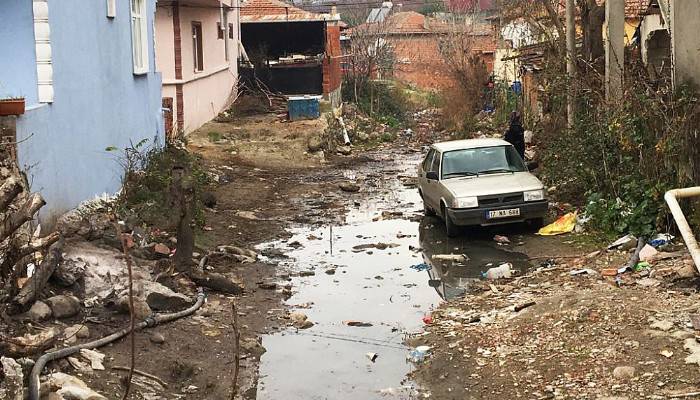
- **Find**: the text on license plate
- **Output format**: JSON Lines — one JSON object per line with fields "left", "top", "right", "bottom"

{"left": 488, "top": 208, "right": 521, "bottom": 219}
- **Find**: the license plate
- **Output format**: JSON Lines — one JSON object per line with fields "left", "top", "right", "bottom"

{"left": 487, "top": 208, "right": 520, "bottom": 219}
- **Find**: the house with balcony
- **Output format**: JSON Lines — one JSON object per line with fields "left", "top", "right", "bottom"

{"left": 0, "top": 0, "right": 163, "bottom": 224}
{"left": 155, "top": 0, "right": 240, "bottom": 136}
{"left": 239, "top": 0, "right": 343, "bottom": 105}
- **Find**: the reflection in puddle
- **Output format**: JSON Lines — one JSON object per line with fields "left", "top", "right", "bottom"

{"left": 418, "top": 218, "right": 531, "bottom": 300}
{"left": 256, "top": 154, "right": 533, "bottom": 399}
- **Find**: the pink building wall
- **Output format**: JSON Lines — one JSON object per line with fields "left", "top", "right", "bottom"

{"left": 156, "top": 1, "right": 239, "bottom": 135}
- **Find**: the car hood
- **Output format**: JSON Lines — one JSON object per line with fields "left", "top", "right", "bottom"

{"left": 442, "top": 172, "right": 543, "bottom": 197}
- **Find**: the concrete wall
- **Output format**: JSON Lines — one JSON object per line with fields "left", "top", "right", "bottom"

{"left": 670, "top": 0, "right": 700, "bottom": 88}
{"left": 5, "top": 0, "right": 164, "bottom": 223}
{"left": 0, "top": 1, "right": 39, "bottom": 105}
{"left": 493, "top": 48, "right": 518, "bottom": 84}
{"left": 156, "top": 2, "right": 239, "bottom": 134}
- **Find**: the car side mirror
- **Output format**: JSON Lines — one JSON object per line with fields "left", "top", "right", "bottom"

{"left": 426, "top": 171, "right": 438, "bottom": 180}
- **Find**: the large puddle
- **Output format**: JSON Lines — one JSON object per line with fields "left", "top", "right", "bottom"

{"left": 256, "top": 153, "right": 531, "bottom": 399}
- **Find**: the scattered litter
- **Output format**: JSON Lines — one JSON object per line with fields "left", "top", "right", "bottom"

{"left": 366, "top": 352, "right": 379, "bottom": 362}
{"left": 660, "top": 350, "right": 674, "bottom": 358}
{"left": 608, "top": 234, "right": 638, "bottom": 250}
{"left": 570, "top": 269, "right": 597, "bottom": 276}
{"left": 484, "top": 263, "right": 513, "bottom": 280}
{"left": 537, "top": 212, "right": 577, "bottom": 236}
{"left": 432, "top": 254, "right": 468, "bottom": 262}
{"left": 409, "top": 263, "right": 431, "bottom": 271}
{"left": 639, "top": 244, "right": 659, "bottom": 262}
{"left": 650, "top": 233, "right": 674, "bottom": 248}
{"left": 344, "top": 320, "right": 373, "bottom": 327}
{"left": 407, "top": 346, "right": 431, "bottom": 363}
{"left": 422, "top": 315, "right": 433, "bottom": 324}
{"left": 493, "top": 235, "right": 510, "bottom": 244}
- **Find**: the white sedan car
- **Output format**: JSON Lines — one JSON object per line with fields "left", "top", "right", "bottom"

{"left": 417, "top": 138, "right": 547, "bottom": 237}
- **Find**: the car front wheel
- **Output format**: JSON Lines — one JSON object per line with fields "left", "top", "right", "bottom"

{"left": 442, "top": 205, "right": 459, "bottom": 237}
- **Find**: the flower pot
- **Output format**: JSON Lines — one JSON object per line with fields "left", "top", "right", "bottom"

{"left": 0, "top": 98, "right": 26, "bottom": 116}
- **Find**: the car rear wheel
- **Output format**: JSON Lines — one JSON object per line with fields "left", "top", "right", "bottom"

{"left": 419, "top": 191, "right": 436, "bottom": 216}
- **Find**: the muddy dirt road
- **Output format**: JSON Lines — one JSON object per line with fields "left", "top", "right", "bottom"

{"left": 244, "top": 148, "right": 581, "bottom": 399}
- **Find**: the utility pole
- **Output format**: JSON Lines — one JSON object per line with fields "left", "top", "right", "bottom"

{"left": 566, "top": 0, "right": 575, "bottom": 129}
{"left": 605, "top": 0, "right": 625, "bottom": 102}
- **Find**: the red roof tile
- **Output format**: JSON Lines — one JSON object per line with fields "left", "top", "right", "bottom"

{"left": 240, "top": 0, "right": 336, "bottom": 22}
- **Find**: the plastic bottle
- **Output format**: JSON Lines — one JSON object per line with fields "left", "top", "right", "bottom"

{"left": 484, "top": 263, "right": 513, "bottom": 280}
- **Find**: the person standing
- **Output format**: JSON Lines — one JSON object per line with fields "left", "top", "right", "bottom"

{"left": 504, "top": 111, "right": 526, "bottom": 160}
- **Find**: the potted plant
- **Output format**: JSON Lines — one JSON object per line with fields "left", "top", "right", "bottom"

{"left": 0, "top": 97, "right": 26, "bottom": 116}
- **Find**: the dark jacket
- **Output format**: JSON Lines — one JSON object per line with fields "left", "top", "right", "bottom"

{"left": 504, "top": 123, "right": 526, "bottom": 160}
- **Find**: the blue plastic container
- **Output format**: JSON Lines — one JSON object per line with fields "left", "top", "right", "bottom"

{"left": 287, "top": 95, "right": 322, "bottom": 121}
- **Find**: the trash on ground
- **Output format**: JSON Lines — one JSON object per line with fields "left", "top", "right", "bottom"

{"left": 344, "top": 320, "right": 373, "bottom": 327}
{"left": 407, "top": 346, "right": 431, "bottom": 364}
{"left": 570, "top": 269, "right": 597, "bottom": 276}
{"left": 422, "top": 315, "right": 433, "bottom": 324}
{"left": 639, "top": 244, "right": 659, "bottom": 262}
{"left": 493, "top": 235, "right": 510, "bottom": 244}
{"left": 432, "top": 254, "right": 468, "bottom": 262}
{"left": 650, "top": 233, "right": 674, "bottom": 248}
{"left": 366, "top": 352, "right": 379, "bottom": 362}
{"left": 409, "top": 263, "right": 431, "bottom": 271}
{"left": 484, "top": 263, "right": 513, "bottom": 280}
{"left": 608, "top": 234, "right": 638, "bottom": 250}
{"left": 537, "top": 212, "right": 577, "bottom": 236}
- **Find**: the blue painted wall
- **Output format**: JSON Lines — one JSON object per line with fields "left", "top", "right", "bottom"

{"left": 2, "top": 0, "right": 164, "bottom": 223}
{"left": 0, "top": 1, "right": 39, "bottom": 104}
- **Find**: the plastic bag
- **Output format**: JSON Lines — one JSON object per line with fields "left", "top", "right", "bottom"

{"left": 537, "top": 212, "right": 577, "bottom": 236}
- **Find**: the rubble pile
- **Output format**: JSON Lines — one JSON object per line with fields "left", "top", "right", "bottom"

{"left": 411, "top": 242, "right": 700, "bottom": 398}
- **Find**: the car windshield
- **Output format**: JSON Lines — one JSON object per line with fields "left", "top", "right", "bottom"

{"left": 441, "top": 145, "right": 526, "bottom": 178}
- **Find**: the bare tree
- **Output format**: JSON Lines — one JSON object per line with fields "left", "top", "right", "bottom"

{"left": 344, "top": 8, "right": 397, "bottom": 111}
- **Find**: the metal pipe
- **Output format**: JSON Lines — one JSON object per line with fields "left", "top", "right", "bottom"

{"left": 664, "top": 187, "right": 700, "bottom": 271}
{"left": 28, "top": 289, "right": 206, "bottom": 400}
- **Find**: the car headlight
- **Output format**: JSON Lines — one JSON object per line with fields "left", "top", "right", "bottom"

{"left": 452, "top": 197, "right": 478, "bottom": 209}
{"left": 524, "top": 189, "right": 545, "bottom": 202}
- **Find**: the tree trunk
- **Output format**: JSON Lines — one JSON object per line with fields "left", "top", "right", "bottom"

{"left": 12, "top": 240, "right": 63, "bottom": 310}
{"left": 0, "top": 193, "right": 45, "bottom": 243}
{"left": 0, "top": 176, "right": 23, "bottom": 210}
{"left": 171, "top": 166, "right": 194, "bottom": 273}
{"left": 580, "top": 0, "right": 605, "bottom": 63}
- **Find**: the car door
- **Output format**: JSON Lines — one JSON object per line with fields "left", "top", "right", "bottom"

{"left": 418, "top": 148, "right": 435, "bottom": 198}
{"left": 424, "top": 150, "right": 442, "bottom": 210}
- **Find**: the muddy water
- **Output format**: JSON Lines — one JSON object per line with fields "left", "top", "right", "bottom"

{"left": 256, "top": 153, "right": 530, "bottom": 399}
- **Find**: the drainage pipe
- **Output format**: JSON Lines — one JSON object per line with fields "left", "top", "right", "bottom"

{"left": 664, "top": 187, "right": 700, "bottom": 271}
{"left": 28, "top": 289, "right": 206, "bottom": 400}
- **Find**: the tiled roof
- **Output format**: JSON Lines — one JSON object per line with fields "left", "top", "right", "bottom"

{"left": 349, "top": 11, "right": 493, "bottom": 35}
{"left": 240, "top": 0, "right": 338, "bottom": 22}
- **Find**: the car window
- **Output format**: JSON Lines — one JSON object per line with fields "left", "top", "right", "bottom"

{"left": 429, "top": 150, "right": 441, "bottom": 173}
{"left": 422, "top": 149, "right": 435, "bottom": 171}
{"left": 441, "top": 145, "right": 526, "bottom": 178}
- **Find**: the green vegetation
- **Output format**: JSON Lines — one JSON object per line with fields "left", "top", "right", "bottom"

{"left": 107, "top": 140, "right": 210, "bottom": 229}
{"left": 537, "top": 66, "right": 700, "bottom": 236}
{"left": 342, "top": 78, "right": 411, "bottom": 125}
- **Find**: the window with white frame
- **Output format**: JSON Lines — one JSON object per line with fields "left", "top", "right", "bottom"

{"left": 130, "top": 0, "right": 149, "bottom": 74}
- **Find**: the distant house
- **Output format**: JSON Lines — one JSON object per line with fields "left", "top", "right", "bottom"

{"left": 239, "top": 0, "right": 343, "bottom": 105}
{"left": 348, "top": 11, "right": 496, "bottom": 90}
{"left": 155, "top": 1, "right": 240, "bottom": 136}
{"left": 366, "top": 2, "right": 393, "bottom": 23}
{"left": 638, "top": 0, "right": 700, "bottom": 88}
{"left": 0, "top": 0, "right": 163, "bottom": 223}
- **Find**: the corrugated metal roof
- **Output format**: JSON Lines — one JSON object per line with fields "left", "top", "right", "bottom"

{"left": 240, "top": 0, "right": 339, "bottom": 22}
